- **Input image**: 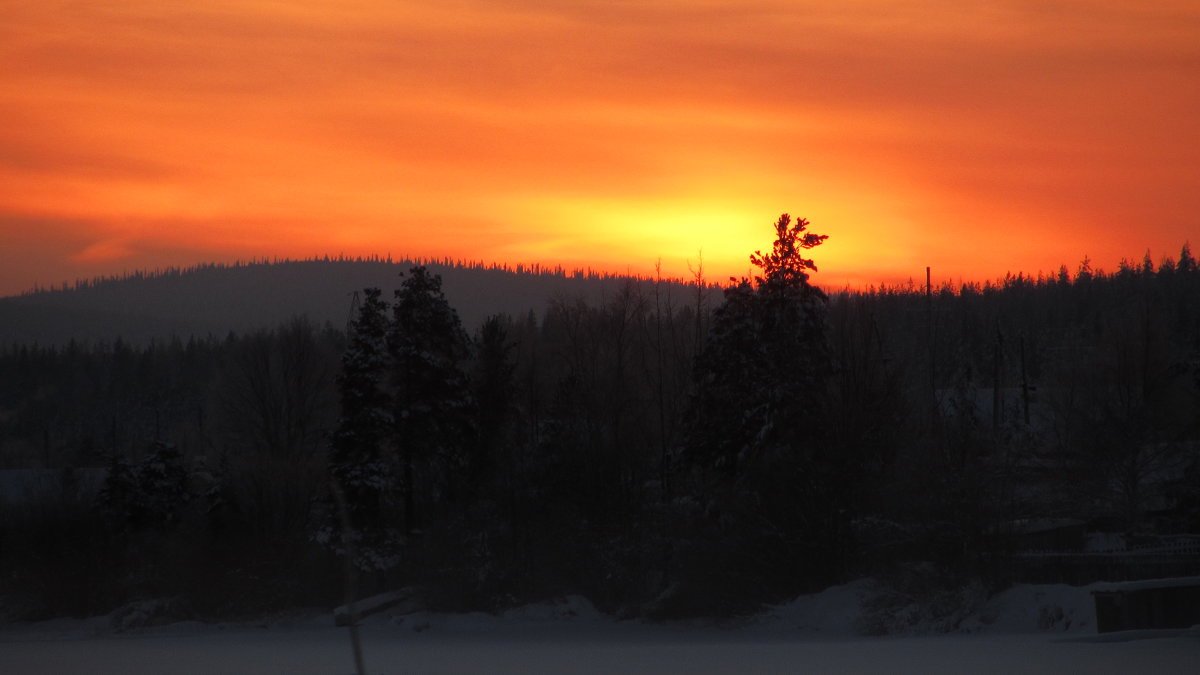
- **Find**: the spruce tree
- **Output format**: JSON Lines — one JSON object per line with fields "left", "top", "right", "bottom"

{"left": 389, "top": 266, "right": 474, "bottom": 533}
{"left": 325, "top": 287, "right": 402, "bottom": 571}
{"left": 688, "top": 213, "right": 831, "bottom": 476}
{"left": 688, "top": 279, "right": 763, "bottom": 475}
{"left": 678, "top": 213, "right": 839, "bottom": 608}
{"left": 99, "top": 441, "right": 191, "bottom": 531}
{"left": 1178, "top": 242, "right": 1196, "bottom": 274}
{"left": 471, "top": 314, "right": 516, "bottom": 500}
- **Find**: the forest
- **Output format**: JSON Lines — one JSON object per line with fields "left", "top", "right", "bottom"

{"left": 1, "top": 216, "right": 1198, "bottom": 625}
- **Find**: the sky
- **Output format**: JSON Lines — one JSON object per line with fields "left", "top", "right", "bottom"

{"left": 2, "top": 0, "right": 1198, "bottom": 295}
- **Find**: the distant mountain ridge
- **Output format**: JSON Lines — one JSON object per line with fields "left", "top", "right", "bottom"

{"left": 0, "top": 258, "right": 706, "bottom": 346}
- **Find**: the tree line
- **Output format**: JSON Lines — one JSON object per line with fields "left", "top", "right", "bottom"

{"left": 1, "top": 217, "right": 1197, "bottom": 621}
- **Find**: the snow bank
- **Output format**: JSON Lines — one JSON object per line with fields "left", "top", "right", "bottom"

{"left": 753, "top": 579, "right": 1100, "bottom": 637}
{"left": 3, "top": 584, "right": 1199, "bottom": 674}
{"left": 500, "top": 595, "right": 605, "bottom": 623}
{"left": 751, "top": 580, "right": 873, "bottom": 636}
{"left": 959, "top": 583, "right": 1094, "bottom": 634}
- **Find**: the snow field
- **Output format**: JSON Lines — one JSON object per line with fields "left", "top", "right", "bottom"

{"left": 2, "top": 584, "right": 1197, "bottom": 674}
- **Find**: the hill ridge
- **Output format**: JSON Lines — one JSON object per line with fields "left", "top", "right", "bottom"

{"left": 0, "top": 258, "right": 710, "bottom": 346}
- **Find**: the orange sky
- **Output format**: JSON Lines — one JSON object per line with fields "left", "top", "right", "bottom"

{"left": 2, "top": 1, "right": 1198, "bottom": 296}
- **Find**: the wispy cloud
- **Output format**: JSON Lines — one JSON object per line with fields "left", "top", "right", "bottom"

{"left": 1, "top": 0, "right": 1197, "bottom": 293}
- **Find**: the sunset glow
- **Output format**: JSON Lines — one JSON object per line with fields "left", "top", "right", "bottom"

{"left": 2, "top": 0, "right": 1198, "bottom": 294}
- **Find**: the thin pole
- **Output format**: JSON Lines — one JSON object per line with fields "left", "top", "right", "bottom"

{"left": 926, "top": 267, "right": 935, "bottom": 400}
{"left": 331, "top": 480, "right": 368, "bottom": 675}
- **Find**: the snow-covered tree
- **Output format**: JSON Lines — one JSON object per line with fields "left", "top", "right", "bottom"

{"left": 390, "top": 266, "right": 474, "bottom": 533}
{"left": 322, "top": 287, "right": 403, "bottom": 571}
{"left": 99, "top": 441, "right": 192, "bottom": 531}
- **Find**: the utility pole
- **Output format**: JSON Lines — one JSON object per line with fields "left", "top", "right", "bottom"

{"left": 346, "top": 290, "right": 361, "bottom": 335}
{"left": 926, "top": 266, "right": 935, "bottom": 404}
{"left": 993, "top": 322, "right": 1004, "bottom": 435}
{"left": 1020, "top": 335, "right": 1031, "bottom": 426}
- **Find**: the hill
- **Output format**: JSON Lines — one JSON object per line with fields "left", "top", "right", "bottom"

{"left": 0, "top": 258, "right": 705, "bottom": 346}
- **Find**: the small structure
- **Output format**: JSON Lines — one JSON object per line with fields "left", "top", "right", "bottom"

{"left": 1091, "top": 577, "right": 1200, "bottom": 633}
{"left": 1010, "top": 518, "right": 1087, "bottom": 553}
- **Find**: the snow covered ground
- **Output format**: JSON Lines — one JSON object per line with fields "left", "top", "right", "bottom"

{"left": 2, "top": 583, "right": 1198, "bottom": 674}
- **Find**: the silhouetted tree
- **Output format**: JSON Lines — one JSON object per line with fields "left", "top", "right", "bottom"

{"left": 471, "top": 314, "right": 516, "bottom": 500}
{"left": 671, "top": 213, "right": 840, "bottom": 613}
{"left": 323, "top": 288, "right": 403, "bottom": 571}
{"left": 1178, "top": 242, "right": 1196, "bottom": 274}
{"left": 222, "top": 317, "right": 332, "bottom": 461}
{"left": 688, "top": 213, "right": 832, "bottom": 476}
{"left": 220, "top": 318, "right": 334, "bottom": 541}
{"left": 99, "top": 441, "right": 191, "bottom": 531}
{"left": 389, "top": 266, "right": 474, "bottom": 533}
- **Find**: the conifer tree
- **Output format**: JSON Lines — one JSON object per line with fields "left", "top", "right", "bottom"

{"left": 471, "top": 314, "right": 516, "bottom": 499}
{"left": 389, "top": 266, "right": 474, "bottom": 533}
{"left": 688, "top": 213, "right": 831, "bottom": 476}
{"left": 687, "top": 280, "right": 763, "bottom": 475}
{"left": 677, "top": 213, "right": 839, "bottom": 607}
{"left": 325, "top": 287, "right": 402, "bottom": 571}
{"left": 99, "top": 441, "right": 191, "bottom": 531}
{"left": 1178, "top": 242, "right": 1196, "bottom": 274}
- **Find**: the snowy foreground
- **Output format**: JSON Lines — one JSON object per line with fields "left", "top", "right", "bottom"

{"left": 3, "top": 582, "right": 1198, "bottom": 675}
